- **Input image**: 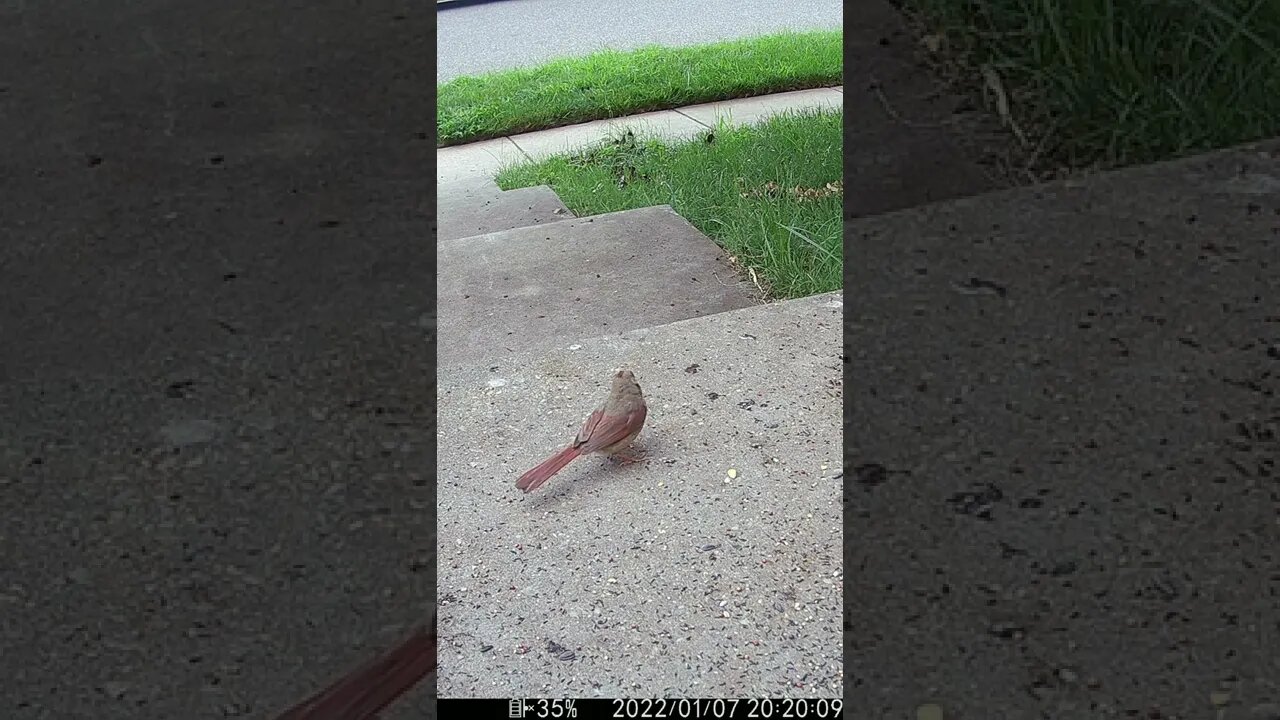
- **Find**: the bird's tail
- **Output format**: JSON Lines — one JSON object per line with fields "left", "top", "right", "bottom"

{"left": 515, "top": 446, "right": 582, "bottom": 493}
{"left": 275, "top": 622, "right": 437, "bottom": 720}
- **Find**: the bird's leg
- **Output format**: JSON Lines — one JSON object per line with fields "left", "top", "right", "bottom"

{"left": 608, "top": 448, "right": 644, "bottom": 465}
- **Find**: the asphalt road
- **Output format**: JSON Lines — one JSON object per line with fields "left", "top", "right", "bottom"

{"left": 0, "top": 2, "right": 436, "bottom": 718}
{"left": 437, "top": 0, "right": 843, "bottom": 82}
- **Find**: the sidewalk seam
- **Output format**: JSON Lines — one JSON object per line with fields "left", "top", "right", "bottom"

{"left": 479, "top": 86, "right": 844, "bottom": 149}
{"left": 672, "top": 109, "right": 713, "bottom": 130}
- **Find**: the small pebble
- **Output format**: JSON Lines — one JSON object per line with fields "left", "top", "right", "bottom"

{"left": 99, "top": 681, "right": 130, "bottom": 699}
{"left": 158, "top": 418, "right": 219, "bottom": 447}
{"left": 916, "top": 703, "right": 944, "bottom": 720}
{"left": 987, "top": 621, "right": 1025, "bottom": 639}
{"left": 1249, "top": 703, "right": 1280, "bottom": 720}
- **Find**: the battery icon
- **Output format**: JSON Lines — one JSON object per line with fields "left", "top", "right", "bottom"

{"left": 508, "top": 699, "right": 525, "bottom": 718}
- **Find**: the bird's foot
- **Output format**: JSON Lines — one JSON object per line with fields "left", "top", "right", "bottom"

{"left": 610, "top": 450, "right": 643, "bottom": 465}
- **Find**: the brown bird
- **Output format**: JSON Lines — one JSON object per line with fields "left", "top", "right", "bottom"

{"left": 515, "top": 369, "right": 648, "bottom": 493}
{"left": 274, "top": 612, "right": 437, "bottom": 720}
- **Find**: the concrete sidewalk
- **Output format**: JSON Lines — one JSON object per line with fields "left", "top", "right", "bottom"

{"left": 436, "top": 293, "right": 843, "bottom": 698}
{"left": 438, "top": 86, "right": 843, "bottom": 187}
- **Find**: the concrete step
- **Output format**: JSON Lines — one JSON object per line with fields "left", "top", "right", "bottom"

{"left": 437, "top": 204, "right": 758, "bottom": 368}
{"left": 436, "top": 291, "right": 843, "bottom": 697}
{"left": 437, "top": 183, "right": 573, "bottom": 242}
{"left": 844, "top": 138, "right": 1280, "bottom": 716}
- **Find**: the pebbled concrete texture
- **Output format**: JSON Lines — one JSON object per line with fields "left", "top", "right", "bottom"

{"left": 437, "top": 292, "right": 844, "bottom": 698}
{"left": 845, "top": 140, "right": 1280, "bottom": 718}
{"left": 437, "top": 205, "right": 760, "bottom": 369}
{"left": 0, "top": 2, "right": 435, "bottom": 718}
{"left": 438, "top": 184, "right": 574, "bottom": 242}
{"left": 437, "top": 0, "right": 842, "bottom": 83}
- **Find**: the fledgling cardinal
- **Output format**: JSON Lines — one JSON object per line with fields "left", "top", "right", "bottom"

{"left": 274, "top": 612, "right": 437, "bottom": 720}
{"left": 515, "top": 369, "right": 648, "bottom": 493}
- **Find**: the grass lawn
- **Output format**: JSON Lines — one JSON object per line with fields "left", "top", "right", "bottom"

{"left": 495, "top": 109, "right": 842, "bottom": 300}
{"left": 437, "top": 30, "right": 842, "bottom": 146}
{"left": 901, "top": 0, "right": 1280, "bottom": 172}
